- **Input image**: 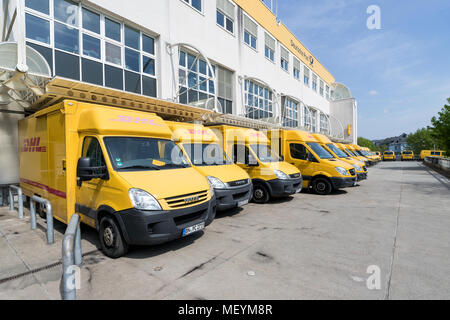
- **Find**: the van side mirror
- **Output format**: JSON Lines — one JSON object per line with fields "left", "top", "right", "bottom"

{"left": 77, "top": 157, "right": 108, "bottom": 186}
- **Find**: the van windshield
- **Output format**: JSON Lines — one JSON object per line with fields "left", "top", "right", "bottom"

{"left": 250, "top": 144, "right": 280, "bottom": 163}
{"left": 385, "top": 152, "right": 394, "bottom": 155}
{"left": 327, "top": 144, "right": 348, "bottom": 158}
{"left": 403, "top": 151, "right": 412, "bottom": 155}
{"left": 307, "top": 143, "right": 334, "bottom": 159}
{"left": 104, "top": 137, "right": 190, "bottom": 171}
{"left": 345, "top": 148, "right": 356, "bottom": 156}
{"left": 183, "top": 143, "right": 232, "bottom": 166}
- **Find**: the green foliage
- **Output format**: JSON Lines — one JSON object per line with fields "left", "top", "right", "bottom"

{"left": 406, "top": 128, "right": 439, "bottom": 155}
{"left": 430, "top": 98, "right": 450, "bottom": 154}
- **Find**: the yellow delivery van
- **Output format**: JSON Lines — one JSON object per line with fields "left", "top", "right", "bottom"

{"left": 19, "top": 100, "right": 216, "bottom": 258}
{"left": 209, "top": 125, "right": 302, "bottom": 203}
{"left": 401, "top": 150, "right": 414, "bottom": 161}
{"left": 383, "top": 151, "right": 396, "bottom": 161}
{"left": 420, "top": 150, "right": 447, "bottom": 160}
{"left": 313, "top": 134, "right": 368, "bottom": 182}
{"left": 351, "top": 144, "right": 376, "bottom": 166}
{"left": 336, "top": 143, "right": 369, "bottom": 167}
{"left": 166, "top": 122, "right": 252, "bottom": 211}
{"left": 268, "top": 130, "right": 357, "bottom": 195}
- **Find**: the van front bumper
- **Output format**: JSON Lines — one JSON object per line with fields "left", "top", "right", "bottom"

{"left": 214, "top": 184, "right": 253, "bottom": 211}
{"left": 330, "top": 176, "right": 357, "bottom": 189}
{"left": 357, "top": 172, "right": 368, "bottom": 181}
{"left": 267, "top": 177, "right": 303, "bottom": 197}
{"left": 114, "top": 198, "right": 216, "bottom": 246}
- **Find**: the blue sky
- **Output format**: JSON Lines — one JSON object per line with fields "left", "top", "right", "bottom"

{"left": 277, "top": 0, "right": 450, "bottom": 140}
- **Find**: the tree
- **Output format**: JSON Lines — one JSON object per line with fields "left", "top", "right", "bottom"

{"left": 430, "top": 98, "right": 450, "bottom": 154}
{"left": 405, "top": 128, "right": 439, "bottom": 155}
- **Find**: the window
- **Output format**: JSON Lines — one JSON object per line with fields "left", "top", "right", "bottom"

{"left": 320, "top": 113, "right": 329, "bottom": 133}
{"left": 216, "top": 0, "right": 234, "bottom": 34}
{"left": 82, "top": 137, "right": 106, "bottom": 169}
{"left": 283, "top": 98, "right": 299, "bottom": 128}
{"left": 244, "top": 15, "right": 258, "bottom": 50}
{"left": 319, "top": 80, "right": 324, "bottom": 97}
{"left": 245, "top": 79, "right": 273, "bottom": 120}
{"left": 311, "top": 110, "right": 317, "bottom": 132}
{"left": 326, "top": 85, "right": 330, "bottom": 100}
{"left": 312, "top": 74, "right": 318, "bottom": 92}
{"left": 264, "top": 33, "right": 275, "bottom": 62}
{"left": 303, "top": 66, "right": 310, "bottom": 86}
{"left": 183, "top": 0, "right": 202, "bottom": 12}
{"left": 290, "top": 143, "right": 308, "bottom": 161}
{"left": 25, "top": 1, "right": 157, "bottom": 97}
{"left": 280, "top": 46, "right": 289, "bottom": 72}
{"left": 178, "top": 50, "right": 216, "bottom": 105}
{"left": 303, "top": 106, "right": 311, "bottom": 128}
{"left": 217, "top": 66, "right": 234, "bottom": 114}
{"left": 293, "top": 58, "right": 301, "bottom": 80}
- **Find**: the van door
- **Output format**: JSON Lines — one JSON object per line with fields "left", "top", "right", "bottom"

{"left": 76, "top": 136, "right": 108, "bottom": 227}
{"left": 232, "top": 143, "right": 258, "bottom": 173}
{"left": 287, "top": 142, "right": 314, "bottom": 187}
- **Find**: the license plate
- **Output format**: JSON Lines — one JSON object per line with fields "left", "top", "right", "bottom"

{"left": 182, "top": 222, "right": 205, "bottom": 236}
{"left": 237, "top": 199, "right": 249, "bottom": 207}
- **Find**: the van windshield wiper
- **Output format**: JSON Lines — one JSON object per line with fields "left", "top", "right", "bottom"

{"left": 119, "top": 164, "right": 161, "bottom": 170}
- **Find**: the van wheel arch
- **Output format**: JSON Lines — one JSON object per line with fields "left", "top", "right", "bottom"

{"left": 95, "top": 206, "right": 131, "bottom": 245}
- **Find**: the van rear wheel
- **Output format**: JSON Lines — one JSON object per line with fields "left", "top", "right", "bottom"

{"left": 99, "top": 216, "right": 129, "bottom": 259}
{"left": 252, "top": 183, "right": 270, "bottom": 204}
{"left": 312, "top": 178, "right": 332, "bottom": 195}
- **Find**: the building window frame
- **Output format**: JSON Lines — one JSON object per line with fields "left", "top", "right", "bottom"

{"left": 264, "top": 32, "right": 275, "bottom": 63}
{"left": 243, "top": 14, "right": 258, "bottom": 51}
{"left": 216, "top": 0, "right": 235, "bottom": 35}
{"left": 181, "top": 0, "right": 203, "bottom": 14}
{"left": 244, "top": 79, "right": 273, "bottom": 120}
{"left": 282, "top": 97, "right": 299, "bottom": 128}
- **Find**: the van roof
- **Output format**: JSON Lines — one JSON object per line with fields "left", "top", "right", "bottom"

{"left": 312, "top": 133, "right": 332, "bottom": 144}
{"left": 278, "top": 129, "right": 318, "bottom": 143}
{"left": 212, "top": 125, "right": 269, "bottom": 144}
{"left": 166, "top": 121, "right": 219, "bottom": 143}
{"left": 74, "top": 101, "right": 173, "bottom": 139}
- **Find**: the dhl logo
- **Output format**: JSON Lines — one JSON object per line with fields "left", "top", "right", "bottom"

{"left": 22, "top": 137, "right": 47, "bottom": 153}
{"left": 187, "top": 129, "right": 212, "bottom": 135}
{"left": 109, "top": 115, "right": 164, "bottom": 126}
{"left": 249, "top": 132, "right": 265, "bottom": 138}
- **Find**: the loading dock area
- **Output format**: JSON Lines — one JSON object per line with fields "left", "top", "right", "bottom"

{"left": 1, "top": 161, "right": 449, "bottom": 300}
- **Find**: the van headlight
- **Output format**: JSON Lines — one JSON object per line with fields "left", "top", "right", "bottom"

{"left": 353, "top": 164, "right": 362, "bottom": 171}
{"left": 129, "top": 188, "right": 162, "bottom": 211}
{"left": 274, "top": 170, "right": 289, "bottom": 180}
{"left": 335, "top": 167, "right": 349, "bottom": 176}
{"left": 207, "top": 176, "right": 226, "bottom": 190}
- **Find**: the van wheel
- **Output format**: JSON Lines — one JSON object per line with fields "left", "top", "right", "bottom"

{"left": 99, "top": 216, "right": 129, "bottom": 259}
{"left": 312, "top": 178, "right": 332, "bottom": 195}
{"left": 252, "top": 184, "right": 270, "bottom": 204}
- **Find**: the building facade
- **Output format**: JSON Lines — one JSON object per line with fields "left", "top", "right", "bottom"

{"left": 0, "top": 0, "right": 358, "bottom": 193}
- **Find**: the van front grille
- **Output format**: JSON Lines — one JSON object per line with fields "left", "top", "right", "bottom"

{"left": 227, "top": 179, "right": 250, "bottom": 188}
{"left": 165, "top": 190, "right": 208, "bottom": 209}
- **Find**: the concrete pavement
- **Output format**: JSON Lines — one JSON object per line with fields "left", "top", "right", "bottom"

{"left": 0, "top": 161, "right": 449, "bottom": 299}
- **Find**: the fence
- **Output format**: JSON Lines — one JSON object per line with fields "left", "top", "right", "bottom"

{"left": 8, "top": 185, "right": 24, "bottom": 219}
{"left": 30, "top": 195, "right": 54, "bottom": 244}
{"left": 61, "top": 213, "right": 83, "bottom": 300}
{"left": 424, "top": 156, "right": 450, "bottom": 176}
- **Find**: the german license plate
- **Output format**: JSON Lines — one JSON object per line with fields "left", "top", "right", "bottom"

{"left": 182, "top": 222, "right": 205, "bottom": 236}
{"left": 238, "top": 199, "right": 249, "bottom": 207}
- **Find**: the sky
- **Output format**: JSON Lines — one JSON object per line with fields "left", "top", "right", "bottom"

{"left": 276, "top": 0, "right": 450, "bottom": 140}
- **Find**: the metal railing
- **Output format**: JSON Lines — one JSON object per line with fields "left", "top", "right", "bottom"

{"left": 30, "top": 195, "right": 54, "bottom": 244}
{"left": 8, "top": 185, "right": 24, "bottom": 219}
{"left": 61, "top": 214, "right": 82, "bottom": 300}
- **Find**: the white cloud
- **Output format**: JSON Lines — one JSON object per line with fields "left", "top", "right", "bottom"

{"left": 369, "top": 90, "right": 378, "bottom": 95}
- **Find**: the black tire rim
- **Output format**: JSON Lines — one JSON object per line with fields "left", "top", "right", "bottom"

{"left": 316, "top": 181, "right": 327, "bottom": 192}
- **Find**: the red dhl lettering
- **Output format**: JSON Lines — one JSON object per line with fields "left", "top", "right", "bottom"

{"left": 22, "top": 137, "right": 47, "bottom": 153}
{"left": 109, "top": 115, "right": 164, "bottom": 126}
{"left": 187, "top": 129, "right": 212, "bottom": 135}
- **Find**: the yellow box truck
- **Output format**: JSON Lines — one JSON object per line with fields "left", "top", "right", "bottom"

{"left": 166, "top": 121, "right": 252, "bottom": 211}
{"left": 313, "top": 134, "right": 368, "bottom": 182}
{"left": 208, "top": 125, "right": 302, "bottom": 204}
{"left": 268, "top": 130, "right": 357, "bottom": 195}
{"left": 18, "top": 100, "right": 216, "bottom": 258}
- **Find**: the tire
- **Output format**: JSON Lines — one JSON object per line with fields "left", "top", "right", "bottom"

{"left": 99, "top": 216, "right": 129, "bottom": 259}
{"left": 37, "top": 203, "right": 46, "bottom": 219}
{"left": 252, "top": 183, "right": 270, "bottom": 204}
{"left": 312, "top": 178, "right": 332, "bottom": 195}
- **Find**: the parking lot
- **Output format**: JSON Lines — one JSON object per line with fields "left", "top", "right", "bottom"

{"left": 1, "top": 161, "right": 449, "bottom": 300}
